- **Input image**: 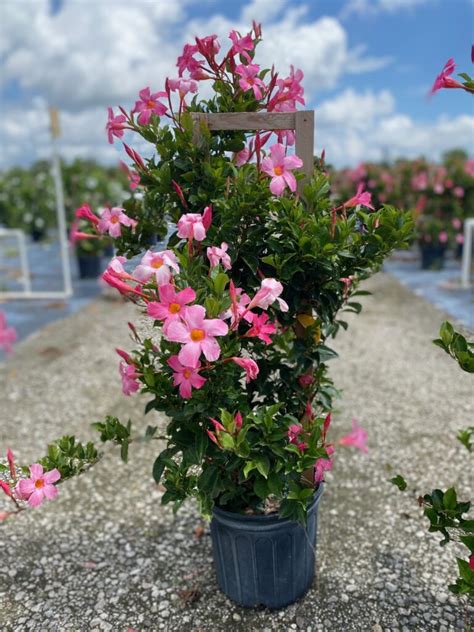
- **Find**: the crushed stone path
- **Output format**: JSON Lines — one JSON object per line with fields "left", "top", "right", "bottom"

{"left": 0, "top": 273, "right": 473, "bottom": 632}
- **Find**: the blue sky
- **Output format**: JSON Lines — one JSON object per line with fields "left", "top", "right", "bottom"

{"left": 1, "top": 0, "right": 473, "bottom": 167}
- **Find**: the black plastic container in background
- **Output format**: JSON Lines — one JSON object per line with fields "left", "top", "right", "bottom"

{"left": 210, "top": 484, "right": 324, "bottom": 609}
{"left": 77, "top": 254, "right": 102, "bottom": 279}
{"left": 419, "top": 243, "right": 446, "bottom": 270}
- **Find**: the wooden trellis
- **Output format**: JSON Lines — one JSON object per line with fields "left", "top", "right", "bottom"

{"left": 191, "top": 111, "right": 315, "bottom": 194}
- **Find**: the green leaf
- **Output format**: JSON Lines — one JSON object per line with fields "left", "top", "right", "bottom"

{"left": 255, "top": 456, "right": 270, "bottom": 479}
{"left": 439, "top": 321, "right": 454, "bottom": 346}
{"left": 443, "top": 487, "right": 457, "bottom": 511}
{"left": 389, "top": 475, "right": 407, "bottom": 491}
{"left": 253, "top": 477, "right": 269, "bottom": 499}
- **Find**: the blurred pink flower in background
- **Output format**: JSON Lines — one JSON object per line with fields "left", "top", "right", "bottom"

{"left": 0, "top": 311, "right": 17, "bottom": 354}
{"left": 339, "top": 419, "right": 368, "bottom": 453}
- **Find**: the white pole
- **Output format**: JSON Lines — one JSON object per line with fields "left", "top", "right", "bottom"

{"left": 17, "top": 229, "right": 31, "bottom": 293}
{"left": 50, "top": 128, "right": 73, "bottom": 298}
{"left": 461, "top": 218, "right": 474, "bottom": 289}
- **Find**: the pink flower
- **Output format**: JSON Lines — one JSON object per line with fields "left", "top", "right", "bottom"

{"left": 343, "top": 183, "right": 375, "bottom": 211}
{"left": 147, "top": 284, "right": 196, "bottom": 324}
{"left": 229, "top": 30, "right": 254, "bottom": 62}
{"left": 176, "top": 43, "right": 201, "bottom": 77}
{"left": 456, "top": 233, "right": 464, "bottom": 245}
{"left": 177, "top": 213, "right": 208, "bottom": 241}
{"left": 234, "top": 146, "right": 251, "bottom": 166}
{"left": 234, "top": 411, "right": 243, "bottom": 430}
{"left": 314, "top": 456, "right": 333, "bottom": 483}
{"left": 452, "top": 218, "right": 462, "bottom": 230}
{"left": 207, "top": 243, "right": 231, "bottom": 270}
{"left": 98, "top": 207, "right": 137, "bottom": 238}
{"left": 453, "top": 186, "right": 465, "bottom": 198}
{"left": 106, "top": 107, "right": 127, "bottom": 144}
{"left": 298, "top": 373, "right": 314, "bottom": 388}
{"left": 75, "top": 203, "right": 99, "bottom": 226}
{"left": 165, "top": 305, "right": 229, "bottom": 368}
{"left": 411, "top": 172, "right": 428, "bottom": 191}
{"left": 231, "top": 356, "right": 259, "bottom": 382}
{"left": 133, "top": 87, "right": 167, "bottom": 125}
{"left": 0, "top": 481, "right": 12, "bottom": 497}
{"left": 268, "top": 66, "right": 305, "bottom": 113}
{"left": 244, "top": 313, "right": 276, "bottom": 344}
{"left": 0, "top": 311, "right": 17, "bottom": 354}
{"left": 235, "top": 63, "right": 266, "bottom": 100}
{"left": 322, "top": 412, "right": 332, "bottom": 442}
{"left": 438, "top": 231, "right": 448, "bottom": 244}
{"left": 469, "top": 554, "right": 474, "bottom": 571}
{"left": 225, "top": 283, "right": 253, "bottom": 327}
{"left": 430, "top": 58, "right": 463, "bottom": 95}
{"left": 69, "top": 220, "right": 96, "bottom": 245}
{"left": 261, "top": 143, "right": 303, "bottom": 196}
{"left": 168, "top": 78, "right": 198, "bottom": 98}
{"left": 248, "top": 278, "right": 289, "bottom": 312}
{"left": 119, "top": 362, "right": 140, "bottom": 396}
{"left": 17, "top": 464, "right": 60, "bottom": 508}
{"left": 288, "top": 423, "right": 304, "bottom": 446}
{"left": 134, "top": 250, "right": 180, "bottom": 286}
{"left": 464, "top": 158, "right": 474, "bottom": 178}
{"left": 167, "top": 355, "right": 206, "bottom": 399}
{"left": 195, "top": 34, "right": 221, "bottom": 59}
{"left": 339, "top": 419, "right": 368, "bottom": 453}
{"left": 7, "top": 448, "right": 15, "bottom": 479}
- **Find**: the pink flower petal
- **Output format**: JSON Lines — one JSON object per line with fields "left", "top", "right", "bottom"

{"left": 178, "top": 342, "right": 202, "bottom": 368}
{"left": 201, "top": 337, "right": 221, "bottom": 362}
{"left": 43, "top": 468, "right": 61, "bottom": 484}
{"left": 29, "top": 464, "right": 43, "bottom": 480}
{"left": 27, "top": 489, "right": 45, "bottom": 508}
{"left": 42, "top": 484, "right": 58, "bottom": 500}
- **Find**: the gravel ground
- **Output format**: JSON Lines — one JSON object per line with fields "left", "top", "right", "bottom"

{"left": 0, "top": 273, "right": 473, "bottom": 632}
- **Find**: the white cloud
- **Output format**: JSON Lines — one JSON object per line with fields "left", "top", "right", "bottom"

{"left": 0, "top": 0, "right": 395, "bottom": 168}
{"left": 315, "top": 89, "right": 474, "bottom": 166}
{"left": 341, "top": 0, "right": 430, "bottom": 17}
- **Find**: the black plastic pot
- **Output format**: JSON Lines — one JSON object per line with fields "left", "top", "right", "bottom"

{"left": 419, "top": 243, "right": 446, "bottom": 270}
{"left": 77, "top": 254, "right": 102, "bottom": 279}
{"left": 210, "top": 484, "right": 324, "bottom": 609}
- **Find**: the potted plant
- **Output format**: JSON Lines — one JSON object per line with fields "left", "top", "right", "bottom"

{"left": 2, "top": 25, "right": 413, "bottom": 609}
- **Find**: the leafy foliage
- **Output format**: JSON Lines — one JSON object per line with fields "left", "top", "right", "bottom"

{"left": 38, "top": 436, "right": 100, "bottom": 482}
{"left": 433, "top": 321, "right": 474, "bottom": 373}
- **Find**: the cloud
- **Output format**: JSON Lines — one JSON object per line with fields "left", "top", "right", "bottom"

{"left": 315, "top": 89, "right": 474, "bottom": 166}
{"left": 341, "top": 0, "right": 430, "bottom": 18}
{"left": 0, "top": 0, "right": 395, "bottom": 168}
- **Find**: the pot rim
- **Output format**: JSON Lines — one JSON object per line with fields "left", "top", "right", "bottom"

{"left": 212, "top": 482, "right": 324, "bottom": 526}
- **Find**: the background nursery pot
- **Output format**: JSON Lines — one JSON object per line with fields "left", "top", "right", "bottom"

{"left": 76, "top": 253, "right": 101, "bottom": 279}
{"left": 210, "top": 483, "right": 324, "bottom": 609}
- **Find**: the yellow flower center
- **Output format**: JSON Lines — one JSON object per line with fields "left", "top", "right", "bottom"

{"left": 35, "top": 479, "right": 44, "bottom": 489}
{"left": 110, "top": 215, "right": 120, "bottom": 224}
{"left": 274, "top": 166, "right": 283, "bottom": 176}
{"left": 151, "top": 258, "right": 163, "bottom": 269}
{"left": 183, "top": 369, "right": 192, "bottom": 379}
{"left": 147, "top": 100, "right": 156, "bottom": 108}
{"left": 169, "top": 303, "right": 181, "bottom": 314}
{"left": 190, "top": 328, "right": 205, "bottom": 342}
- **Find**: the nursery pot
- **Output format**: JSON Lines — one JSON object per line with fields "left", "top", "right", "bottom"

{"left": 77, "top": 254, "right": 102, "bottom": 279}
{"left": 419, "top": 242, "right": 446, "bottom": 270}
{"left": 210, "top": 484, "right": 323, "bottom": 609}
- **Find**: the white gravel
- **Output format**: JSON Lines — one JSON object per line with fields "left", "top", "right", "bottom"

{"left": 0, "top": 273, "right": 473, "bottom": 631}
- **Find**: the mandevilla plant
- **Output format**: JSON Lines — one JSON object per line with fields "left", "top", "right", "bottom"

{"left": 391, "top": 322, "right": 474, "bottom": 599}
{"left": 2, "top": 24, "right": 413, "bottom": 526}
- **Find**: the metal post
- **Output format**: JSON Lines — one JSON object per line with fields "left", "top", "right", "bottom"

{"left": 50, "top": 131, "right": 73, "bottom": 298}
{"left": 461, "top": 218, "right": 474, "bottom": 289}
